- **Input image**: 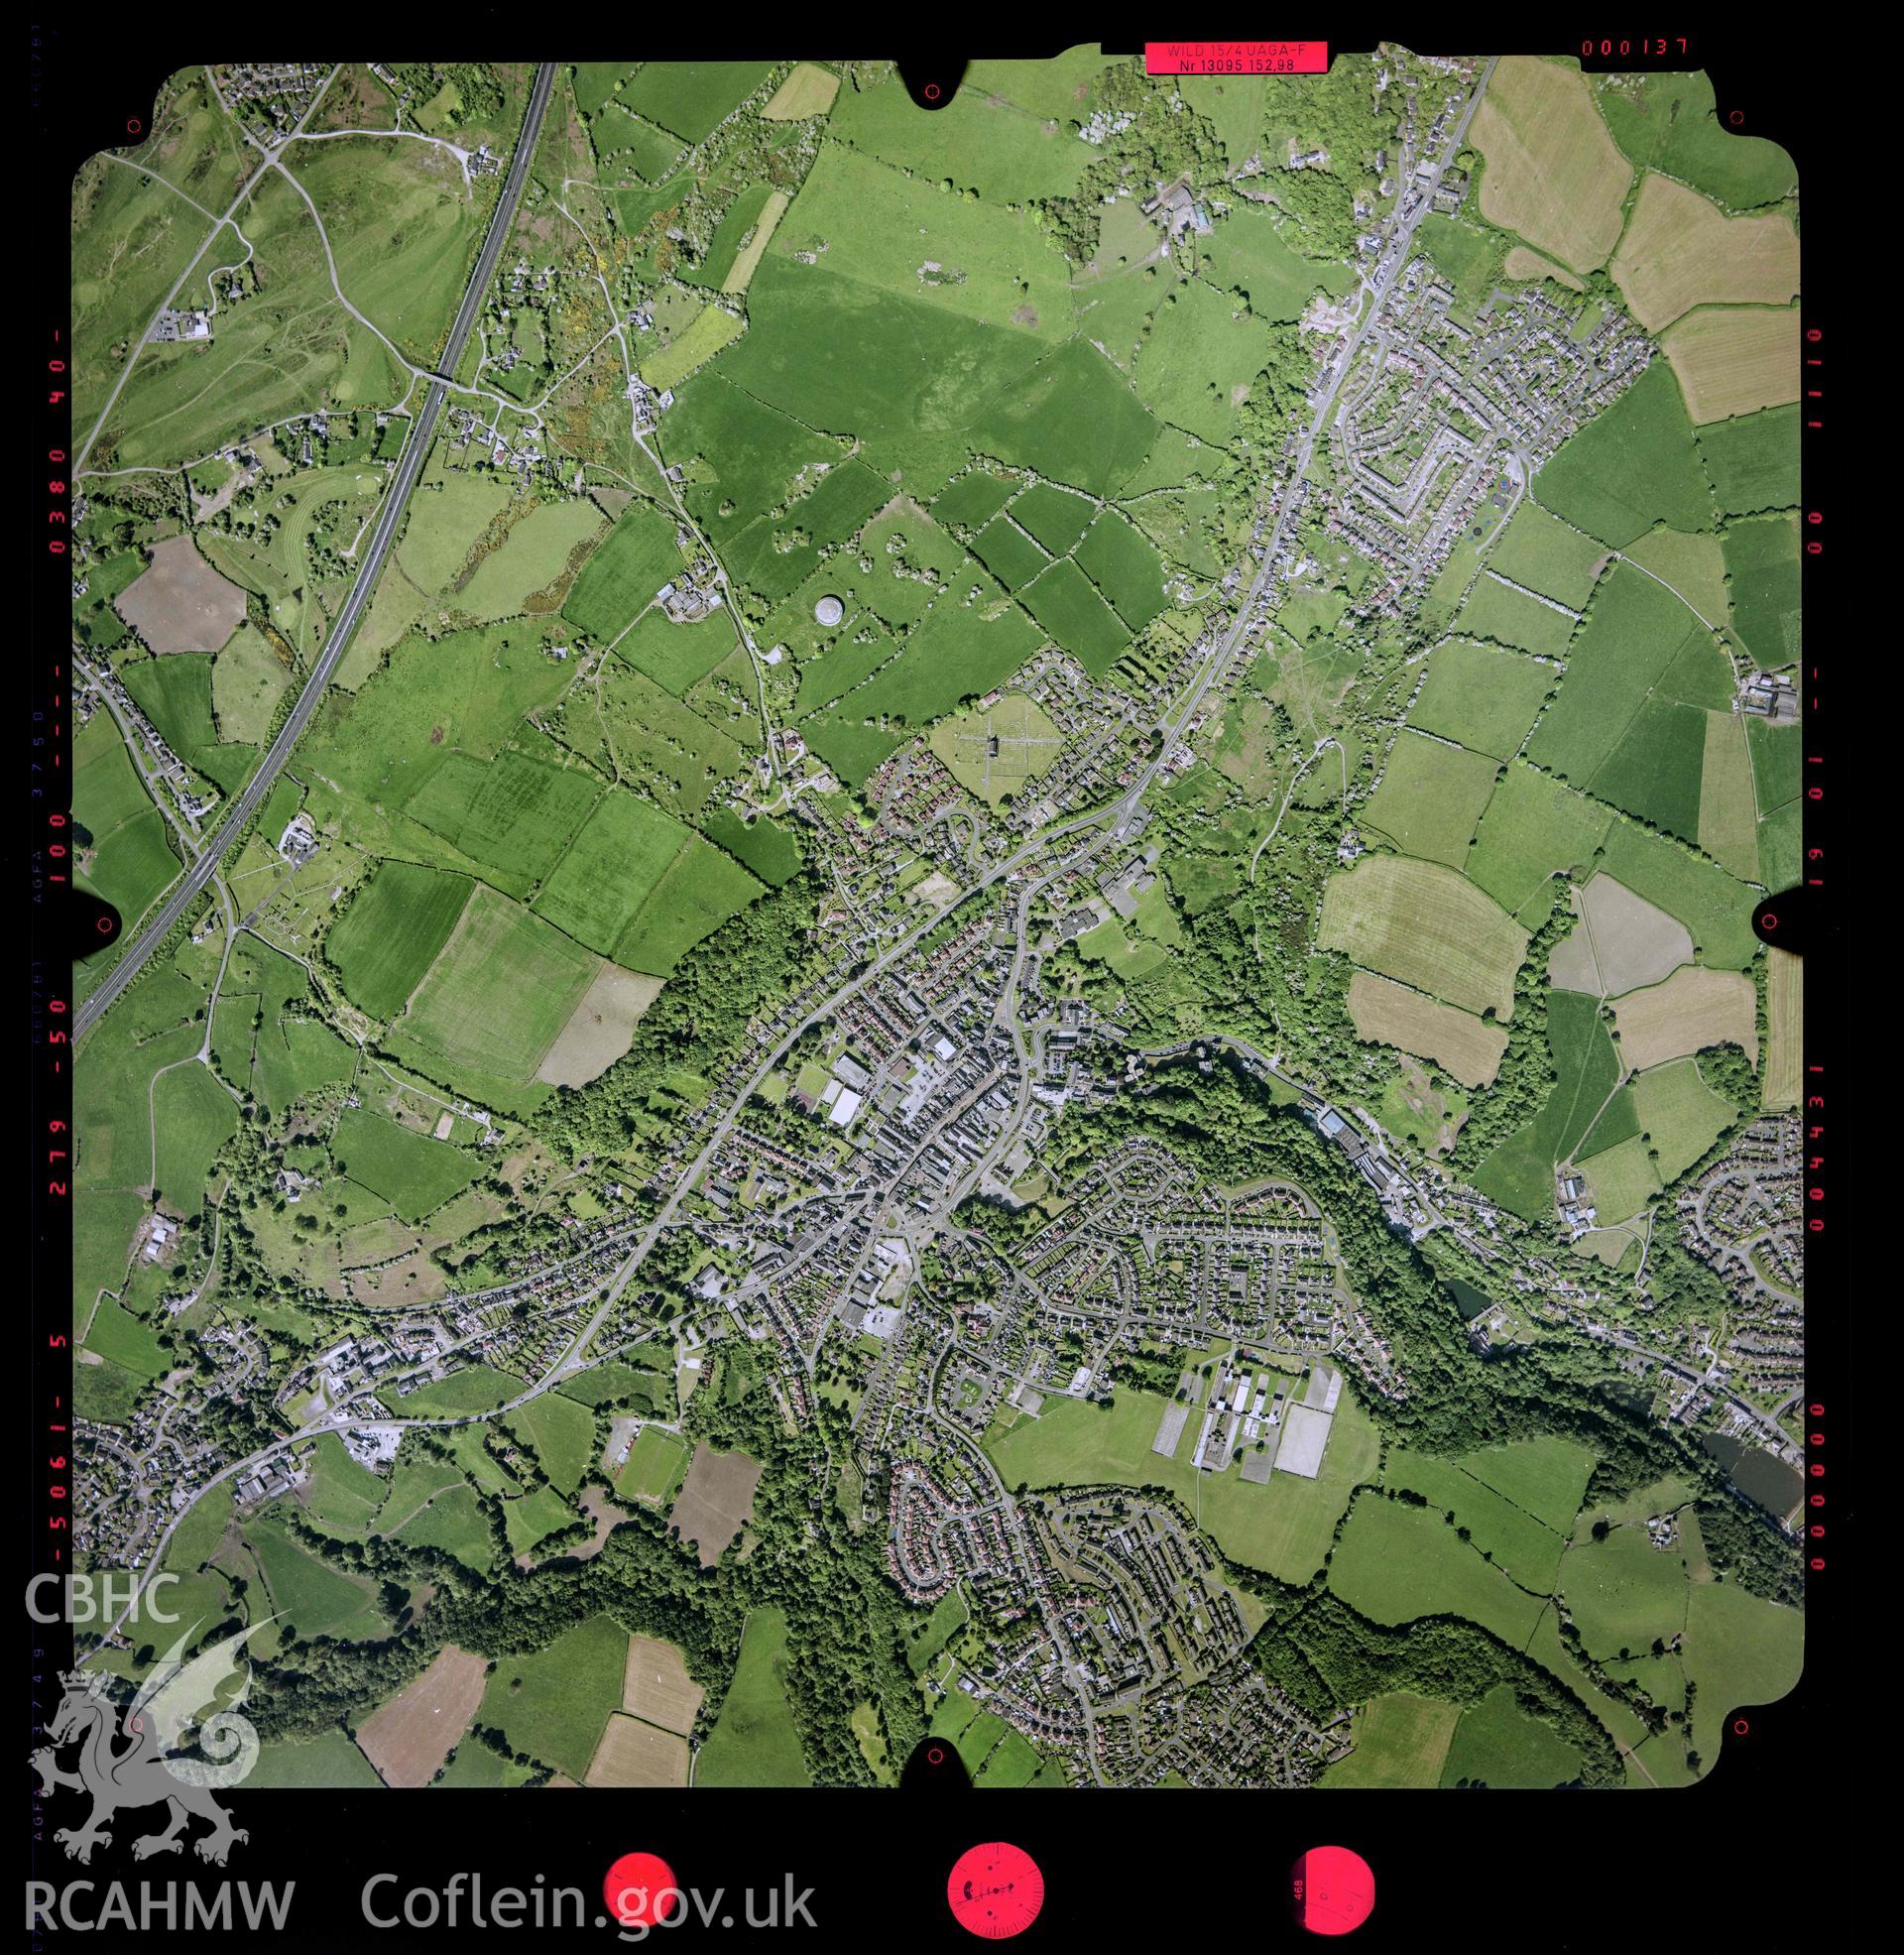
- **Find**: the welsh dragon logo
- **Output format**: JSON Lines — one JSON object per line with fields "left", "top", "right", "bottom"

{"left": 32, "top": 1619, "right": 274, "bottom": 1866}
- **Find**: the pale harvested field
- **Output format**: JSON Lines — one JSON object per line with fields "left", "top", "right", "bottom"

{"left": 1697, "top": 709, "right": 1760, "bottom": 882}
{"left": 1347, "top": 971, "right": 1509, "bottom": 1087}
{"left": 357, "top": 1646, "right": 487, "bottom": 1787}
{"left": 1504, "top": 245, "right": 1583, "bottom": 291}
{"left": 723, "top": 189, "right": 790, "bottom": 296}
{"left": 1472, "top": 57, "right": 1632, "bottom": 274}
{"left": 535, "top": 963, "right": 663, "bottom": 1087}
{"left": 624, "top": 1633, "right": 703, "bottom": 1736}
{"left": 1610, "top": 174, "right": 1799, "bottom": 331}
{"left": 1662, "top": 305, "right": 1800, "bottom": 423}
{"left": 1762, "top": 946, "right": 1801, "bottom": 1110}
{"left": 1548, "top": 911, "right": 1603, "bottom": 995}
{"left": 762, "top": 61, "right": 839, "bottom": 120}
{"left": 586, "top": 1712, "right": 689, "bottom": 1788}
{"left": 1320, "top": 854, "right": 1527, "bottom": 1020}
{"left": 1611, "top": 965, "right": 1756, "bottom": 1071}
{"left": 1578, "top": 874, "right": 1692, "bottom": 995}
{"left": 668, "top": 1440, "right": 763, "bottom": 1568}
{"left": 114, "top": 535, "right": 248, "bottom": 655}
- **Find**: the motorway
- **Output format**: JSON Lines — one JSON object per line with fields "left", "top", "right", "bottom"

{"left": 73, "top": 61, "right": 558, "bottom": 1043}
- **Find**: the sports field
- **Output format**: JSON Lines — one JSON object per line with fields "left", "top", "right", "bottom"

{"left": 984, "top": 1380, "right": 1378, "bottom": 1585}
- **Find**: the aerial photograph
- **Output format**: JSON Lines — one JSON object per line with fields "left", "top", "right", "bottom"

{"left": 65, "top": 51, "right": 1803, "bottom": 1801}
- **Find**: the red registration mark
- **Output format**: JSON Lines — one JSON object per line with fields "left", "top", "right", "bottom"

{"left": 1144, "top": 41, "right": 1329, "bottom": 74}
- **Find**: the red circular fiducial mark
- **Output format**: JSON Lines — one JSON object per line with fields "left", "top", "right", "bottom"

{"left": 924, "top": 82, "right": 942, "bottom": 101}
{"left": 928, "top": 1746, "right": 945, "bottom": 1765}
{"left": 604, "top": 1853, "right": 679, "bottom": 1930}
{"left": 1733, "top": 1719, "right": 1750, "bottom": 1737}
{"left": 947, "top": 1843, "right": 1043, "bottom": 1939}
{"left": 1290, "top": 1847, "right": 1375, "bottom": 1938}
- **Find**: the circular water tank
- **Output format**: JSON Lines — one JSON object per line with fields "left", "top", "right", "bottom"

{"left": 813, "top": 594, "right": 844, "bottom": 626}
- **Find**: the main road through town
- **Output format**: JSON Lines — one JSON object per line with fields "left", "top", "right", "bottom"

{"left": 73, "top": 61, "right": 558, "bottom": 1043}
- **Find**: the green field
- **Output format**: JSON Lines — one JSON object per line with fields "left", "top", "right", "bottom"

{"left": 850, "top": 571, "right": 1044, "bottom": 721}
{"left": 327, "top": 861, "right": 473, "bottom": 1018}
{"left": 82, "top": 1297, "right": 170, "bottom": 1377}
{"left": 1723, "top": 513, "right": 1801, "bottom": 668}
{"left": 210, "top": 626, "right": 291, "bottom": 743}
{"left": 701, "top": 807, "right": 801, "bottom": 886}
{"left": 984, "top": 1379, "right": 1378, "bottom": 1584}
{"left": 504, "top": 1392, "right": 596, "bottom": 1497}
{"left": 1321, "top": 1691, "right": 1461, "bottom": 1788}
{"left": 1406, "top": 641, "right": 1554, "bottom": 761}
{"left": 331, "top": 1108, "right": 482, "bottom": 1221}
{"left": 615, "top": 830, "right": 765, "bottom": 975}
{"left": 246, "top": 1731, "right": 384, "bottom": 1789}
{"left": 1697, "top": 405, "right": 1799, "bottom": 518}
{"left": 1074, "top": 509, "right": 1168, "bottom": 630}
{"left": 481, "top": 1612, "right": 627, "bottom": 1779}
{"left": 1594, "top": 70, "right": 1797, "bottom": 212}
{"left": 1527, "top": 564, "right": 1718, "bottom": 788}
{"left": 1562, "top": 1522, "right": 1694, "bottom": 1660}
{"left": 1440, "top": 1683, "right": 1583, "bottom": 1787}
{"left": 74, "top": 717, "right": 178, "bottom": 928}
{"left": 394, "top": 1485, "right": 497, "bottom": 1573}
{"left": 1385, "top": 1448, "right": 1569, "bottom": 1590}
{"left": 460, "top": 500, "right": 607, "bottom": 621}
{"left": 829, "top": 55, "right": 1098, "bottom": 203}
{"left": 1475, "top": 991, "right": 1621, "bottom": 1219}
{"left": 621, "top": 61, "right": 770, "bottom": 143}
{"left": 1012, "top": 482, "right": 1097, "bottom": 554}
{"left": 1328, "top": 1492, "right": 1549, "bottom": 1647}
{"left": 972, "top": 516, "right": 1047, "bottom": 591}
{"left": 299, "top": 1432, "right": 388, "bottom": 1538}
{"left": 697, "top": 1606, "right": 811, "bottom": 1785}
{"left": 1488, "top": 502, "right": 1606, "bottom": 607}
{"left": 615, "top": 606, "right": 740, "bottom": 697}
{"left": 531, "top": 787, "right": 689, "bottom": 954}
{"left": 1682, "top": 1581, "right": 1803, "bottom": 1761}
{"left": 1629, "top": 1057, "right": 1736, "bottom": 1180}
{"left": 1534, "top": 363, "right": 1714, "bottom": 549}
{"left": 562, "top": 500, "right": 683, "bottom": 642}
{"left": 290, "top": 135, "right": 483, "bottom": 367}
{"left": 397, "top": 885, "right": 598, "bottom": 1083}
{"left": 1458, "top": 575, "right": 1578, "bottom": 658}
{"left": 1360, "top": 733, "right": 1499, "bottom": 869}
{"left": 403, "top": 749, "right": 601, "bottom": 889}
{"left": 247, "top": 1513, "right": 389, "bottom": 1642}
{"left": 152, "top": 1062, "right": 240, "bottom": 1219}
